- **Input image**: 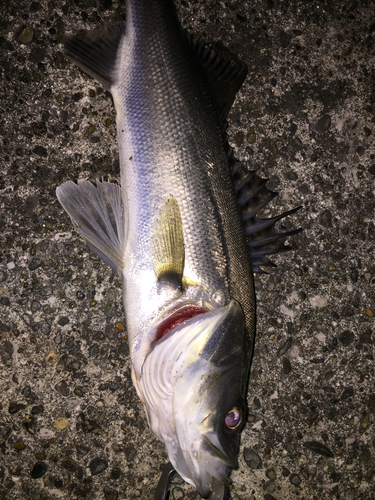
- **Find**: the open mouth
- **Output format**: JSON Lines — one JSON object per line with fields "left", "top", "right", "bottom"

{"left": 155, "top": 306, "right": 208, "bottom": 342}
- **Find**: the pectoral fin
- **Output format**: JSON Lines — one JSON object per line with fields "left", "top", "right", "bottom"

{"left": 152, "top": 197, "right": 185, "bottom": 289}
{"left": 56, "top": 180, "right": 127, "bottom": 275}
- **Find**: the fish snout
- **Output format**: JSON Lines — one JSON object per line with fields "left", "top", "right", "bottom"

{"left": 195, "top": 473, "right": 228, "bottom": 500}
{"left": 191, "top": 437, "right": 232, "bottom": 500}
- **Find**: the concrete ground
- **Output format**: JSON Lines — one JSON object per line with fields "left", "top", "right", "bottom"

{"left": 0, "top": 0, "right": 374, "bottom": 499}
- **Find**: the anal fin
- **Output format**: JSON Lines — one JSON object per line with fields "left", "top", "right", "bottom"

{"left": 62, "top": 19, "right": 125, "bottom": 91}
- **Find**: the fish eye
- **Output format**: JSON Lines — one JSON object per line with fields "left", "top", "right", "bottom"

{"left": 225, "top": 408, "right": 242, "bottom": 430}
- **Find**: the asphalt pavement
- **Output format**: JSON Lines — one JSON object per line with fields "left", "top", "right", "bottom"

{"left": 0, "top": 0, "right": 374, "bottom": 499}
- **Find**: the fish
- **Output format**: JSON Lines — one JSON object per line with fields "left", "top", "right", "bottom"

{"left": 56, "top": 0, "right": 301, "bottom": 498}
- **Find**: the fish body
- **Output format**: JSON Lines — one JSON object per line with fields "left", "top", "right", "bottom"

{"left": 57, "top": 0, "right": 300, "bottom": 497}
{"left": 113, "top": 0, "right": 255, "bottom": 381}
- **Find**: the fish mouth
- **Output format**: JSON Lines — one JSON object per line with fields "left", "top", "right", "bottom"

{"left": 154, "top": 305, "right": 209, "bottom": 342}
{"left": 176, "top": 433, "right": 231, "bottom": 500}
{"left": 194, "top": 451, "right": 230, "bottom": 499}
{"left": 197, "top": 477, "right": 227, "bottom": 500}
{"left": 202, "top": 432, "right": 234, "bottom": 468}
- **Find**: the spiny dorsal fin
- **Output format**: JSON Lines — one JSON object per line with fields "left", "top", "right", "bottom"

{"left": 152, "top": 197, "right": 185, "bottom": 289}
{"left": 231, "top": 164, "right": 302, "bottom": 273}
{"left": 187, "top": 34, "right": 248, "bottom": 124}
{"left": 56, "top": 180, "right": 127, "bottom": 275}
{"left": 62, "top": 19, "right": 125, "bottom": 91}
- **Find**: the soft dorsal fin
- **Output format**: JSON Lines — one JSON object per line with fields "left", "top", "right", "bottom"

{"left": 56, "top": 180, "right": 127, "bottom": 275}
{"left": 187, "top": 34, "right": 248, "bottom": 124}
{"left": 152, "top": 197, "right": 185, "bottom": 289}
{"left": 62, "top": 19, "right": 125, "bottom": 91}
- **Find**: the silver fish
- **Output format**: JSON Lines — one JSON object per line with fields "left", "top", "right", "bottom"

{"left": 57, "top": 0, "right": 300, "bottom": 498}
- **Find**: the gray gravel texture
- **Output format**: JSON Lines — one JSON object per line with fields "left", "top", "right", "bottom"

{"left": 0, "top": 0, "right": 374, "bottom": 499}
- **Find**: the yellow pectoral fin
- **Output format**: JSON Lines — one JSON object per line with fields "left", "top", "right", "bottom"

{"left": 152, "top": 196, "right": 185, "bottom": 289}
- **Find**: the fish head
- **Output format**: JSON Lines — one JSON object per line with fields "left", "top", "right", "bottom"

{"left": 139, "top": 299, "right": 248, "bottom": 499}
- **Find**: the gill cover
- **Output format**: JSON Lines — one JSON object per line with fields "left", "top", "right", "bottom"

{"left": 139, "top": 300, "right": 246, "bottom": 498}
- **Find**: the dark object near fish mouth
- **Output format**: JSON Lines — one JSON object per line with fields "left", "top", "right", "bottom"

{"left": 154, "top": 462, "right": 176, "bottom": 500}
{"left": 154, "top": 461, "right": 231, "bottom": 500}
